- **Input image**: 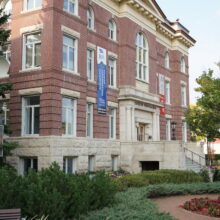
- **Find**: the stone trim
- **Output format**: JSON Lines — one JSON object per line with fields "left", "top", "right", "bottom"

{"left": 108, "top": 101, "right": 118, "bottom": 108}
{"left": 61, "top": 88, "right": 80, "bottom": 98}
{"left": 108, "top": 51, "right": 118, "bottom": 59}
{"left": 18, "top": 87, "right": 42, "bottom": 95}
{"left": 20, "top": 24, "right": 43, "bottom": 34}
{"left": 87, "top": 42, "right": 96, "bottom": 50}
{"left": 61, "top": 25, "right": 80, "bottom": 39}
{"left": 86, "top": 97, "right": 96, "bottom": 104}
{"left": 180, "top": 80, "right": 187, "bottom": 86}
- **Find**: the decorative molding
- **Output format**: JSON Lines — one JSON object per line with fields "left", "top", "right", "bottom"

{"left": 20, "top": 24, "right": 43, "bottom": 34}
{"left": 108, "top": 51, "right": 118, "bottom": 59}
{"left": 108, "top": 101, "right": 118, "bottom": 108}
{"left": 61, "top": 88, "right": 80, "bottom": 98}
{"left": 86, "top": 97, "right": 96, "bottom": 104}
{"left": 61, "top": 25, "right": 80, "bottom": 38}
{"left": 87, "top": 42, "right": 96, "bottom": 50}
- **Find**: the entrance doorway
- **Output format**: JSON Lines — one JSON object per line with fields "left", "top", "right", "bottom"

{"left": 141, "top": 161, "right": 159, "bottom": 171}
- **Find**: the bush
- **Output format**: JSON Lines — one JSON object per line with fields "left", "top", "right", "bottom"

{"left": 0, "top": 163, "right": 116, "bottom": 220}
{"left": 198, "top": 168, "right": 210, "bottom": 182}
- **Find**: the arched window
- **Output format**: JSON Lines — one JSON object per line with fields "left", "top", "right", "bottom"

{"left": 136, "top": 32, "right": 149, "bottom": 82}
{"left": 180, "top": 56, "right": 185, "bottom": 73}
{"left": 108, "top": 19, "right": 116, "bottom": 41}
{"left": 87, "top": 6, "right": 94, "bottom": 29}
{"left": 164, "top": 51, "right": 169, "bottom": 69}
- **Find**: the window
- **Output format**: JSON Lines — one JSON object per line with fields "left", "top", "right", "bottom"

{"left": 182, "top": 121, "right": 187, "bottom": 142}
{"left": 22, "top": 96, "right": 40, "bottom": 136}
{"left": 112, "top": 155, "right": 118, "bottom": 171}
{"left": 63, "top": 35, "right": 77, "bottom": 72}
{"left": 86, "top": 103, "right": 93, "bottom": 137}
{"left": 137, "top": 123, "right": 145, "bottom": 141}
{"left": 24, "top": 0, "right": 42, "bottom": 11}
{"left": 166, "top": 119, "right": 171, "bottom": 141}
{"left": 108, "top": 58, "right": 116, "bottom": 87}
{"left": 181, "top": 85, "right": 187, "bottom": 106}
{"left": 64, "top": 0, "right": 78, "bottom": 15}
{"left": 3, "top": 44, "right": 11, "bottom": 64}
{"left": 87, "top": 7, "right": 94, "bottom": 29}
{"left": 88, "top": 155, "right": 95, "bottom": 172}
{"left": 165, "top": 81, "right": 170, "bottom": 104}
{"left": 87, "top": 49, "right": 94, "bottom": 81}
{"left": 136, "top": 32, "right": 149, "bottom": 82}
{"left": 62, "top": 97, "right": 76, "bottom": 136}
{"left": 108, "top": 19, "right": 116, "bottom": 41}
{"left": 180, "top": 56, "right": 185, "bottom": 73}
{"left": 0, "top": 102, "right": 8, "bottom": 125}
{"left": 63, "top": 157, "right": 77, "bottom": 174}
{"left": 109, "top": 108, "right": 116, "bottom": 139}
{"left": 165, "top": 51, "right": 169, "bottom": 69}
{"left": 21, "top": 157, "right": 38, "bottom": 175}
{"left": 23, "top": 33, "right": 41, "bottom": 70}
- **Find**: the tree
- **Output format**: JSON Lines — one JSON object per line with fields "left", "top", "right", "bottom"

{"left": 185, "top": 69, "right": 220, "bottom": 162}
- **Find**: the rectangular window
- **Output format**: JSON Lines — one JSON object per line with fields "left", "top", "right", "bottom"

{"left": 21, "top": 157, "right": 38, "bottom": 175}
{"left": 137, "top": 123, "right": 145, "bottom": 141}
{"left": 166, "top": 119, "right": 171, "bottom": 141}
{"left": 88, "top": 155, "right": 95, "bottom": 172}
{"left": 63, "top": 35, "right": 77, "bottom": 72}
{"left": 62, "top": 97, "right": 76, "bottom": 136}
{"left": 181, "top": 85, "right": 187, "bottom": 106}
{"left": 165, "top": 81, "right": 170, "bottom": 104}
{"left": 109, "top": 108, "right": 116, "bottom": 139}
{"left": 0, "top": 103, "right": 8, "bottom": 125}
{"left": 86, "top": 103, "right": 93, "bottom": 137}
{"left": 87, "top": 49, "right": 94, "bottom": 81}
{"left": 64, "top": 0, "right": 77, "bottom": 15}
{"left": 3, "top": 44, "right": 11, "bottom": 64}
{"left": 108, "top": 58, "right": 116, "bottom": 87}
{"left": 25, "top": 0, "right": 42, "bottom": 11}
{"left": 23, "top": 96, "right": 40, "bottom": 136}
{"left": 24, "top": 33, "right": 41, "bottom": 70}
{"left": 63, "top": 157, "right": 77, "bottom": 174}
{"left": 112, "top": 155, "right": 118, "bottom": 171}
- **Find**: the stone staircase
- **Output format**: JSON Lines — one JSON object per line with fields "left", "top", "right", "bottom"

{"left": 184, "top": 147, "right": 206, "bottom": 173}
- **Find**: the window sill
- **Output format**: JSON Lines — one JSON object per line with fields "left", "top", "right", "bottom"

{"left": 108, "top": 38, "right": 119, "bottom": 44}
{"left": 19, "top": 67, "right": 41, "bottom": 73}
{"left": 22, "top": 134, "right": 39, "bottom": 137}
{"left": 63, "top": 10, "right": 80, "bottom": 19}
{"left": 21, "top": 7, "right": 42, "bottom": 14}
{"left": 62, "top": 134, "right": 76, "bottom": 138}
{"left": 136, "top": 78, "right": 149, "bottom": 84}
{"left": 88, "top": 80, "right": 96, "bottom": 84}
{"left": 62, "top": 68, "right": 80, "bottom": 76}
{"left": 108, "top": 86, "right": 119, "bottom": 91}
{"left": 87, "top": 28, "right": 96, "bottom": 33}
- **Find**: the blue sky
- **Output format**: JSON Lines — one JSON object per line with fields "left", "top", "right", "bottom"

{"left": 156, "top": 0, "right": 220, "bottom": 104}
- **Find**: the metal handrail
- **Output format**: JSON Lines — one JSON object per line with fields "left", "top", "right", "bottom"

{"left": 184, "top": 147, "right": 206, "bottom": 167}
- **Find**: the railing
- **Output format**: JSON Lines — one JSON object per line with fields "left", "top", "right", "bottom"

{"left": 183, "top": 147, "right": 206, "bottom": 168}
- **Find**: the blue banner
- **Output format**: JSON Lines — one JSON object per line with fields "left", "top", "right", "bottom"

{"left": 97, "top": 47, "right": 107, "bottom": 114}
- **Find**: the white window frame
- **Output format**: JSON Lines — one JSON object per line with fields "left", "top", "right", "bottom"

{"left": 23, "top": 32, "right": 41, "bottom": 70}
{"left": 136, "top": 32, "right": 149, "bottom": 82}
{"left": 87, "top": 6, "right": 94, "bottom": 30}
{"left": 88, "top": 155, "right": 95, "bottom": 172}
{"left": 182, "top": 121, "right": 187, "bottom": 142}
{"left": 165, "top": 80, "right": 171, "bottom": 104}
{"left": 166, "top": 119, "right": 171, "bottom": 141}
{"left": 109, "top": 108, "right": 116, "bottom": 139}
{"left": 180, "top": 56, "right": 186, "bottom": 73}
{"left": 62, "top": 35, "right": 78, "bottom": 74}
{"left": 108, "top": 19, "right": 116, "bottom": 41}
{"left": 87, "top": 48, "right": 94, "bottom": 81}
{"left": 22, "top": 96, "right": 40, "bottom": 136}
{"left": 165, "top": 51, "right": 169, "bottom": 69}
{"left": 63, "top": 156, "right": 78, "bottom": 174}
{"left": 0, "top": 102, "right": 8, "bottom": 125}
{"left": 20, "top": 157, "right": 38, "bottom": 175}
{"left": 181, "top": 84, "right": 187, "bottom": 107}
{"left": 24, "top": 0, "right": 42, "bottom": 11}
{"left": 108, "top": 58, "right": 117, "bottom": 88}
{"left": 63, "top": 0, "right": 78, "bottom": 15}
{"left": 62, "top": 97, "right": 77, "bottom": 137}
{"left": 111, "top": 155, "right": 118, "bottom": 171}
{"left": 86, "top": 103, "right": 93, "bottom": 138}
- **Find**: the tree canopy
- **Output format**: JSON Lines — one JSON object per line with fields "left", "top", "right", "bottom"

{"left": 185, "top": 69, "right": 220, "bottom": 142}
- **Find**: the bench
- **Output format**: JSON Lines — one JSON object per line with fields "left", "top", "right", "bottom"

{"left": 0, "top": 209, "right": 21, "bottom": 220}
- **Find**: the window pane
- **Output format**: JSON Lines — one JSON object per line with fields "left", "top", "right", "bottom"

{"left": 35, "top": 43, "right": 41, "bottom": 67}
{"left": 24, "top": 158, "right": 31, "bottom": 174}
{"left": 139, "top": 64, "right": 142, "bottom": 78}
{"left": 67, "top": 108, "right": 73, "bottom": 135}
{"left": 26, "top": 45, "right": 33, "bottom": 68}
{"left": 26, "top": 96, "right": 40, "bottom": 105}
{"left": 34, "top": 107, "right": 40, "bottom": 134}
{"left": 33, "top": 158, "right": 38, "bottom": 171}
{"left": 67, "top": 158, "right": 73, "bottom": 174}
{"left": 26, "top": 33, "right": 41, "bottom": 43}
{"left": 25, "top": 107, "right": 32, "bottom": 134}
{"left": 69, "top": 47, "right": 74, "bottom": 71}
{"left": 62, "top": 107, "right": 66, "bottom": 134}
{"left": 63, "top": 36, "right": 74, "bottom": 47}
{"left": 63, "top": 45, "right": 68, "bottom": 69}
{"left": 69, "top": 0, "right": 74, "bottom": 13}
{"left": 35, "top": 0, "right": 42, "bottom": 8}
{"left": 64, "top": 0, "right": 68, "bottom": 10}
{"left": 27, "top": 0, "right": 34, "bottom": 10}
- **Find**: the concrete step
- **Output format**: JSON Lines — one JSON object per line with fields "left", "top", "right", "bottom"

{"left": 185, "top": 157, "right": 203, "bottom": 173}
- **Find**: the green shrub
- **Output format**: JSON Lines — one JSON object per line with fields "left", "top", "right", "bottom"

{"left": 0, "top": 163, "right": 116, "bottom": 220}
{"left": 198, "top": 168, "right": 210, "bottom": 182}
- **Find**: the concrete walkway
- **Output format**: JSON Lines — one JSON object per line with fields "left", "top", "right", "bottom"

{"left": 153, "top": 194, "right": 220, "bottom": 220}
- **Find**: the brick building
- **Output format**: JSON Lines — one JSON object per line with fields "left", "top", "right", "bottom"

{"left": 0, "top": 0, "right": 203, "bottom": 174}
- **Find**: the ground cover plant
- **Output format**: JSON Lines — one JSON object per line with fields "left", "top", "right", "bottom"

{"left": 0, "top": 164, "right": 116, "bottom": 220}
{"left": 179, "top": 196, "right": 220, "bottom": 217}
